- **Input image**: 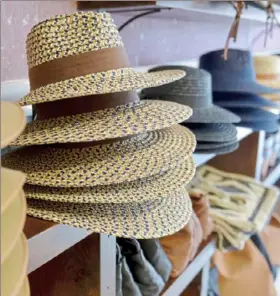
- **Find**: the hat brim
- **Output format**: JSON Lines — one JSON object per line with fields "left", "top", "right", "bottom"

{"left": 182, "top": 123, "right": 237, "bottom": 142}
{"left": 3, "top": 125, "right": 196, "bottom": 187}
{"left": 226, "top": 107, "right": 279, "bottom": 122}
{"left": 236, "top": 121, "right": 279, "bottom": 133}
{"left": 24, "top": 157, "right": 195, "bottom": 203}
{"left": 195, "top": 141, "right": 239, "bottom": 155}
{"left": 12, "top": 100, "right": 192, "bottom": 146}
{"left": 18, "top": 69, "right": 186, "bottom": 106}
{"left": 185, "top": 105, "right": 240, "bottom": 123}
{"left": 213, "top": 94, "right": 280, "bottom": 109}
{"left": 196, "top": 139, "right": 237, "bottom": 150}
{"left": 1, "top": 102, "right": 26, "bottom": 149}
{"left": 26, "top": 190, "right": 192, "bottom": 239}
{"left": 212, "top": 78, "right": 280, "bottom": 94}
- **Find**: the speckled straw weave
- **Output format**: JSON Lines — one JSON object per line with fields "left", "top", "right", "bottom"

{"left": 3, "top": 125, "right": 196, "bottom": 187}
{"left": 12, "top": 100, "right": 193, "bottom": 146}
{"left": 27, "top": 189, "right": 192, "bottom": 238}
{"left": 19, "top": 12, "right": 185, "bottom": 106}
{"left": 24, "top": 156, "right": 195, "bottom": 203}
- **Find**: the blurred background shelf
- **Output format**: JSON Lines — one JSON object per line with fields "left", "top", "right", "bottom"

{"left": 264, "top": 163, "right": 280, "bottom": 186}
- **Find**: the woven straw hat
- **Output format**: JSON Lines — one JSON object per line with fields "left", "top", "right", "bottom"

{"left": 26, "top": 189, "right": 192, "bottom": 238}
{"left": 254, "top": 55, "right": 280, "bottom": 101}
{"left": 1, "top": 234, "right": 28, "bottom": 296}
{"left": 19, "top": 12, "right": 185, "bottom": 106}
{"left": 1, "top": 102, "right": 26, "bottom": 149}
{"left": 3, "top": 125, "right": 196, "bottom": 187}
{"left": 11, "top": 98, "right": 192, "bottom": 146}
{"left": 142, "top": 66, "right": 240, "bottom": 123}
{"left": 23, "top": 157, "right": 195, "bottom": 203}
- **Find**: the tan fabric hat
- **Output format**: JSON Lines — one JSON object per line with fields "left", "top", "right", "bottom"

{"left": 1, "top": 234, "right": 28, "bottom": 296}
{"left": 27, "top": 189, "right": 192, "bottom": 238}
{"left": 255, "top": 56, "right": 280, "bottom": 101}
{"left": 3, "top": 125, "right": 196, "bottom": 187}
{"left": 1, "top": 101, "right": 26, "bottom": 149}
{"left": 23, "top": 156, "right": 195, "bottom": 203}
{"left": 19, "top": 12, "right": 185, "bottom": 106}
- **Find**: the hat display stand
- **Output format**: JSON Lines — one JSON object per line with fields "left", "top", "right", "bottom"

{"left": 199, "top": 49, "right": 280, "bottom": 133}
{"left": 2, "top": 8, "right": 280, "bottom": 296}
{"left": 141, "top": 65, "right": 240, "bottom": 155}
{"left": 1, "top": 102, "right": 30, "bottom": 296}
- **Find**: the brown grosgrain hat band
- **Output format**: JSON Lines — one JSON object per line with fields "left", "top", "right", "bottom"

{"left": 29, "top": 47, "right": 129, "bottom": 90}
{"left": 257, "top": 74, "right": 280, "bottom": 80}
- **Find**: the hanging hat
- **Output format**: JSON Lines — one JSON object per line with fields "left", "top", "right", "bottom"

{"left": 1, "top": 102, "right": 26, "bottom": 149}
{"left": 141, "top": 66, "right": 240, "bottom": 123}
{"left": 23, "top": 157, "right": 195, "bottom": 203}
{"left": 213, "top": 93, "right": 280, "bottom": 109}
{"left": 2, "top": 125, "right": 196, "bottom": 187}
{"left": 19, "top": 12, "right": 185, "bottom": 106}
{"left": 195, "top": 141, "right": 239, "bottom": 155}
{"left": 26, "top": 189, "right": 192, "bottom": 239}
{"left": 182, "top": 123, "right": 237, "bottom": 143}
{"left": 199, "top": 49, "right": 280, "bottom": 94}
{"left": 1, "top": 234, "right": 28, "bottom": 296}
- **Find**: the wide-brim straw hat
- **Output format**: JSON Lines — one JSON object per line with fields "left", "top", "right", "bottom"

{"left": 226, "top": 107, "right": 279, "bottom": 122}
{"left": 1, "top": 234, "right": 28, "bottom": 296}
{"left": 3, "top": 125, "right": 196, "bottom": 187}
{"left": 195, "top": 141, "right": 239, "bottom": 155}
{"left": 199, "top": 49, "right": 280, "bottom": 94}
{"left": 26, "top": 189, "right": 192, "bottom": 238}
{"left": 213, "top": 92, "right": 280, "bottom": 109}
{"left": 182, "top": 123, "right": 237, "bottom": 143}
{"left": 1, "top": 102, "right": 26, "bottom": 149}
{"left": 141, "top": 66, "right": 240, "bottom": 124}
{"left": 18, "top": 12, "right": 185, "bottom": 106}
{"left": 236, "top": 120, "right": 279, "bottom": 133}
{"left": 11, "top": 99, "right": 192, "bottom": 146}
{"left": 23, "top": 157, "right": 195, "bottom": 203}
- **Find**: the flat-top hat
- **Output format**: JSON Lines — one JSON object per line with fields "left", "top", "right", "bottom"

{"left": 199, "top": 49, "right": 280, "bottom": 94}
{"left": 141, "top": 66, "right": 240, "bottom": 123}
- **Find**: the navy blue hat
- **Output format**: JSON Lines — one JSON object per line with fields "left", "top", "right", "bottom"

{"left": 236, "top": 121, "right": 279, "bottom": 133}
{"left": 199, "top": 49, "right": 280, "bottom": 94}
{"left": 213, "top": 93, "right": 280, "bottom": 108}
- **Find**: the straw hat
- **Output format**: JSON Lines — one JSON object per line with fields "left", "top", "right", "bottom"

{"left": 12, "top": 99, "right": 192, "bottom": 146}
{"left": 23, "top": 157, "right": 195, "bottom": 203}
{"left": 1, "top": 234, "right": 28, "bottom": 296}
{"left": 254, "top": 55, "right": 280, "bottom": 101}
{"left": 141, "top": 66, "right": 240, "bottom": 123}
{"left": 3, "top": 125, "right": 196, "bottom": 187}
{"left": 26, "top": 189, "right": 192, "bottom": 238}
{"left": 1, "top": 101, "right": 26, "bottom": 149}
{"left": 199, "top": 49, "right": 280, "bottom": 94}
{"left": 19, "top": 12, "right": 185, "bottom": 106}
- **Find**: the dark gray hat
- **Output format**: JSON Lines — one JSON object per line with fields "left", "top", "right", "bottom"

{"left": 213, "top": 93, "right": 280, "bottom": 108}
{"left": 199, "top": 49, "right": 280, "bottom": 94}
{"left": 196, "top": 139, "right": 237, "bottom": 150}
{"left": 141, "top": 66, "right": 240, "bottom": 124}
{"left": 236, "top": 121, "right": 279, "bottom": 133}
{"left": 195, "top": 141, "right": 239, "bottom": 155}
{"left": 182, "top": 123, "right": 237, "bottom": 142}
{"left": 226, "top": 107, "right": 279, "bottom": 122}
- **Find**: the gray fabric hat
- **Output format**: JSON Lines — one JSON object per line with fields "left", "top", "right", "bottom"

{"left": 236, "top": 121, "right": 279, "bottom": 133}
{"left": 195, "top": 141, "right": 239, "bottom": 155}
{"left": 196, "top": 139, "right": 238, "bottom": 150}
{"left": 183, "top": 123, "right": 237, "bottom": 142}
{"left": 141, "top": 66, "right": 241, "bottom": 124}
{"left": 226, "top": 107, "right": 279, "bottom": 122}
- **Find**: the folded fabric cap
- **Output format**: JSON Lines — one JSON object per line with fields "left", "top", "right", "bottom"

{"left": 141, "top": 65, "right": 240, "bottom": 124}
{"left": 26, "top": 189, "right": 193, "bottom": 239}
{"left": 195, "top": 141, "right": 239, "bottom": 155}
{"left": 2, "top": 125, "right": 196, "bottom": 187}
{"left": 199, "top": 49, "right": 280, "bottom": 94}
{"left": 1, "top": 101, "right": 26, "bottom": 149}
{"left": 182, "top": 122, "right": 237, "bottom": 143}
{"left": 19, "top": 12, "right": 185, "bottom": 106}
{"left": 23, "top": 157, "right": 195, "bottom": 204}
{"left": 213, "top": 92, "right": 280, "bottom": 109}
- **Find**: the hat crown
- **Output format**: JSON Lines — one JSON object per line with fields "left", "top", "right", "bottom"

{"left": 199, "top": 49, "right": 255, "bottom": 80}
{"left": 26, "top": 12, "right": 123, "bottom": 69}
{"left": 143, "top": 66, "right": 212, "bottom": 108}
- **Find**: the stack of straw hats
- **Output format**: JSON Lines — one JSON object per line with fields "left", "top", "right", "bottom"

{"left": 1, "top": 102, "right": 30, "bottom": 296}
{"left": 2, "top": 12, "right": 197, "bottom": 239}
{"left": 255, "top": 55, "right": 280, "bottom": 103}
{"left": 141, "top": 66, "right": 241, "bottom": 155}
{"left": 199, "top": 49, "right": 280, "bottom": 133}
